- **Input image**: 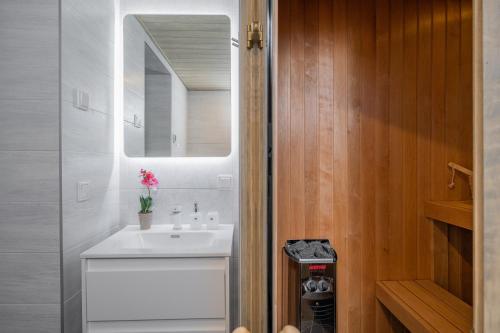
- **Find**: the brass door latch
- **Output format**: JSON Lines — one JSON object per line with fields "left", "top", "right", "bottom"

{"left": 247, "top": 21, "right": 264, "bottom": 49}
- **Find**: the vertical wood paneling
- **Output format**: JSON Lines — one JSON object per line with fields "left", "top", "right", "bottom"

{"left": 331, "top": 0, "right": 348, "bottom": 331}
{"left": 375, "top": 0, "right": 394, "bottom": 331}
{"left": 240, "top": 0, "right": 267, "bottom": 330}
{"left": 388, "top": 0, "right": 405, "bottom": 280}
{"left": 275, "top": 0, "right": 290, "bottom": 328}
{"left": 402, "top": 0, "right": 418, "bottom": 281}
{"left": 358, "top": 1, "right": 378, "bottom": 332}
{"left": 431, "top": 0, "right": 451, "bottom": 289}
{"left": 317, "top": 0, "right": 334, "bottom": 241}
{"left": 346, "top": 0, "right": 362, "bottom": 330}
{"left": 416, "top": 0, "right": 434, "bottom": 281}
{"left": 289, "top": 0, "right": 306, "bottom": 238}
{"left": 304, "top": 0, "right": 320, "bottom": 239}
{"left": 275, "top": 0, "right": 472, "bottom": 331}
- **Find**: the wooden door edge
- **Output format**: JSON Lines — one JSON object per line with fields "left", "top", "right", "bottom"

{"left": 473, "top": 0, "right": 484, "bottom": 331}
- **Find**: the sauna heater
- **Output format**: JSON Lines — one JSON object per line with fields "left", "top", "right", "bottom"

{"left": 284, "top": 240, "right": 337, "bottom": 333}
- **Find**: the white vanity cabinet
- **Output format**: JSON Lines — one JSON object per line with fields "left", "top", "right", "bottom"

{"left": 80, "top": 225, "right": 234, "bottom": 333}
{"left": 82, "top": 257, "right": 230, "bottom": 333}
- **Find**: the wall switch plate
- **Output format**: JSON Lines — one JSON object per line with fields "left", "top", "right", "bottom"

{"left": 133, "top": 114, "right": 142, "bottom": 128}
{"left": 77, "top": 181, "right": 90, "bottom": 202}
{"left": 72, "top": 88, "right": 89, "bottom": 111}
{"left": 217, "top": 175, "right": 233, "bottom": 189}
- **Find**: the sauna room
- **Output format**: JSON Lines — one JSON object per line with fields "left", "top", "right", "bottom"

{"left": 1, "top": 0, "right": 497, "bottom": 332}
{"left": 272, "top": 0, "right": 476, "bottom": 332}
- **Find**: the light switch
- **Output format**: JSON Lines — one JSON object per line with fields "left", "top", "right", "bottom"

{"left": 133, "top": 114, "right": 142, "bottom": 128}
{"left": 72, "top": 89, "right": 89, "bottom": 111}
{"left": 217, "top": 175, "right": 233, "bottom": 189}
{"left": 77, "top": 181, "right": 90, "bottom": 202}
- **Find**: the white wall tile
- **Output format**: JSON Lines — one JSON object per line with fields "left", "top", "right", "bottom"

{"left": 120, "top": 188, "right": 234, "bottom": 227}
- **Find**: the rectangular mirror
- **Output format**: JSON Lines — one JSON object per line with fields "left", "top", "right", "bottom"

{"left": 123, "top": 15, "right": 231, "bottom": 157}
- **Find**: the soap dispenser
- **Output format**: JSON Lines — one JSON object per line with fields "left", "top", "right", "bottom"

{"left": 190, "top": 202, "right": 202, "bottom": 230}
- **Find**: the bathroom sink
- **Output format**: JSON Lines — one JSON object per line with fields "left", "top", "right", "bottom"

{"left": 121, "top": 231, "right": 216, "bottom": 250}
{"left": 80, "top": 224, "right": 233, "bottom": 258}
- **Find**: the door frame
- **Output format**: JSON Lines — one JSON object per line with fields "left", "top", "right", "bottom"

{"left": 473, "top": 0, "right": 483, "bottom": 331}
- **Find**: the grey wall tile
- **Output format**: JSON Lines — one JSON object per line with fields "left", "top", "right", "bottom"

{"left": 0, "top": 253, "right": 60, "bottom": 304}
{"left": 0, "top": 151, "right": 59, "bottom": 203}
{"left": 0, "top": 1, "right": 62, "bottom": 332}
{"left": 63, "top": 228, "right": 119, "bottom": 301}
{"left": 62, "top": 191, "right": 119, "bottom": 252}
{"left": 60, "top": 2, "right": 117, "bottom": 331}
{"left": 484, "top": 1, "right": 500, "bottom": 329}
{"left": 61, "top": 1, "right": 114, "bottom": 81}
{"left": 61, "top": 103, "right": 114, "bottom": 154}
{"left": 0, "top": 99, "right": 59, "bottom": 151}
{"left": 62, "top": 152, "right": 117, "bottom": 200}
{"left": 62, "top": 246, "right": 84, "bottom": 302}
{"left": 0, "top": 304, "right": 60, "bottom": 333}
{"left": 64, "top": 292, "right": 82, "bottom": 333}
{"left": 0, "top": 203, "right": 59, "bottom": 252}
{"left": 230, "top": 257, "right": 240, "bottom": 330}
{"left": 0, "top": 0, "right": 59, "bottom": 100}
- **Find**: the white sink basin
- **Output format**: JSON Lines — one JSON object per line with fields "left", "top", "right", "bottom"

{"left": 81, "top": 224, "right": 234, "bottom": 258}
{"left": 121, "top": 231, "right": 216, "bottom": 250}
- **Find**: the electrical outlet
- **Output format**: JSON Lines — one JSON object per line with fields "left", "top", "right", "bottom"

{"left": 217, "top": 175, "right": 233, "bottom": 189}
{"left": 77, "top": 181, "right": 90, "bottom": 202}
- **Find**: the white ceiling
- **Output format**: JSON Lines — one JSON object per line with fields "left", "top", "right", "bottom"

{"left": 137, "top": 15, "right": 231, "bottom": 91}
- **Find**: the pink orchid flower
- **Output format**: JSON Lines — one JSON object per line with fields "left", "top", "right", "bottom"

{"left": 140, "top": 169, "right": 159, "bottom": 189}
{"left": 138, "top": 169, "right": 159, "bottom": 214}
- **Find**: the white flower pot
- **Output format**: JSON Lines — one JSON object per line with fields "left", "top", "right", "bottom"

{"left": 138, "top": 212, "right": 153, "bottom": 230}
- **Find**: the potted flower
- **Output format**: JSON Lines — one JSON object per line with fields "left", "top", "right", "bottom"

{"left": 138, "top": 169, "right": 159, "bottom": 230}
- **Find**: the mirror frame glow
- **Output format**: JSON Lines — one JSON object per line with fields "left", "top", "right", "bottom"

{"left": 115, "top": 0, "right": 239, "bottom": 162}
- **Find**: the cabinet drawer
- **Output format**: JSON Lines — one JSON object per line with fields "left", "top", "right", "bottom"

{"left": 87, "top": 318, "right": 226, "bottom": 333}
{"left": 85, "top": 258, "right": 226, "bottom": 321}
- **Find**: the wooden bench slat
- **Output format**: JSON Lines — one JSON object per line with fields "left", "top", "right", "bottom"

{"left": 384, "top": 281, "right": 463, "bottom": 333}
{"left": 400, "top": 281, "right": 470, "bottom": 332}
{"left": 376, "top": 282, "right": 436, "bottom": 333}
{"left": 415, "top": 280, "right": 472, "bottom": 321}
{"left": 376, "top": 280, "right": 472, "bottom": 333}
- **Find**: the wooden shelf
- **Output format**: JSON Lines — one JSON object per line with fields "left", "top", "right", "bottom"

{"left": 424, "top": 200, "right": 473, "bottom": 230}
{"left": 376, "top": 280, "right": 472, "bottom": 333}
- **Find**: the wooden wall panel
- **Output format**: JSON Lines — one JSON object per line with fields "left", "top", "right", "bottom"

{"left": 274, "top": 0, "right": 473, "bottom": 332}
{"left": 240, "top": 0, "right": 267, "bottom": 331}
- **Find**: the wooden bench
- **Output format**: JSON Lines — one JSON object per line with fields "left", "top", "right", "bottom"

{"left": 376, "top": 280, "right": 472, "bottom": 333}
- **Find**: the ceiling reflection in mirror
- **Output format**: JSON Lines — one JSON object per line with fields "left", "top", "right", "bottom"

{"left": 123, "top": 15, "right": 231, "bottom": 157}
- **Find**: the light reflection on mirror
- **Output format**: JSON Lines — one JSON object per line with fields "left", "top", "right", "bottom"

{"left": 123, "top": 15, "right": 231, "bottom": 157}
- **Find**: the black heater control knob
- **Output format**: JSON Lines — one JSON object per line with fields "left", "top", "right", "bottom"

{"left": 306, "top": 279, "right": 317, "bottom": 292}
{"left": 318, "top": 279, "right": 330, "bottom": 292}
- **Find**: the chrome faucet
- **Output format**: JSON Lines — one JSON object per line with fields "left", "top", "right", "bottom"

{"left": 171, "top": 206, "right": 182, "bottom": 230}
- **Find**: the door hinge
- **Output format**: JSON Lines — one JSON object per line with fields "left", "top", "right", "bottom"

{"left": 247, "top": 21, "right": 264, "bottom": 49}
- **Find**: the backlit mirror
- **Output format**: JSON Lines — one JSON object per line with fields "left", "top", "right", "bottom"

{"left": 123, "top": 15, "right": 231, "bottom": 157}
